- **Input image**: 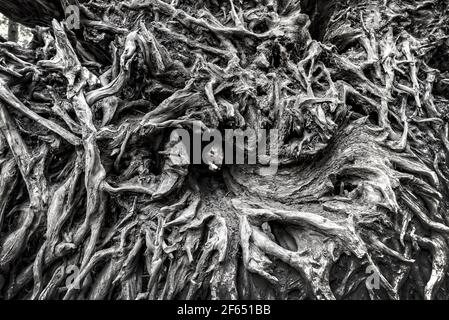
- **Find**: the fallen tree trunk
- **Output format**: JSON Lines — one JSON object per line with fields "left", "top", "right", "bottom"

{"left": 0, "top": 0, "right": 448, "bottom": 300}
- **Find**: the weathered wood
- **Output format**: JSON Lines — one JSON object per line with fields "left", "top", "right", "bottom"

{"left": 0, "top": 0, "right": 448, "bottom": 300}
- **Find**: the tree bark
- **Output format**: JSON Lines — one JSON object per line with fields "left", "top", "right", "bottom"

{"left": 0, "top": 0, "right": 63, "bottom": 27}
{"left": 0, "top": 0, "right": 448, "bottom": 300}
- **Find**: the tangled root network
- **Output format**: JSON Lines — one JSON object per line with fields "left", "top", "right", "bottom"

{"left": 0, "top": 0, "right": 449, "bottom": 300}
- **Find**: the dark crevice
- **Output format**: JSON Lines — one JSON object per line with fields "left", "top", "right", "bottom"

{"left": 300, "top": 0, "right": 337, "bottom": 41}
